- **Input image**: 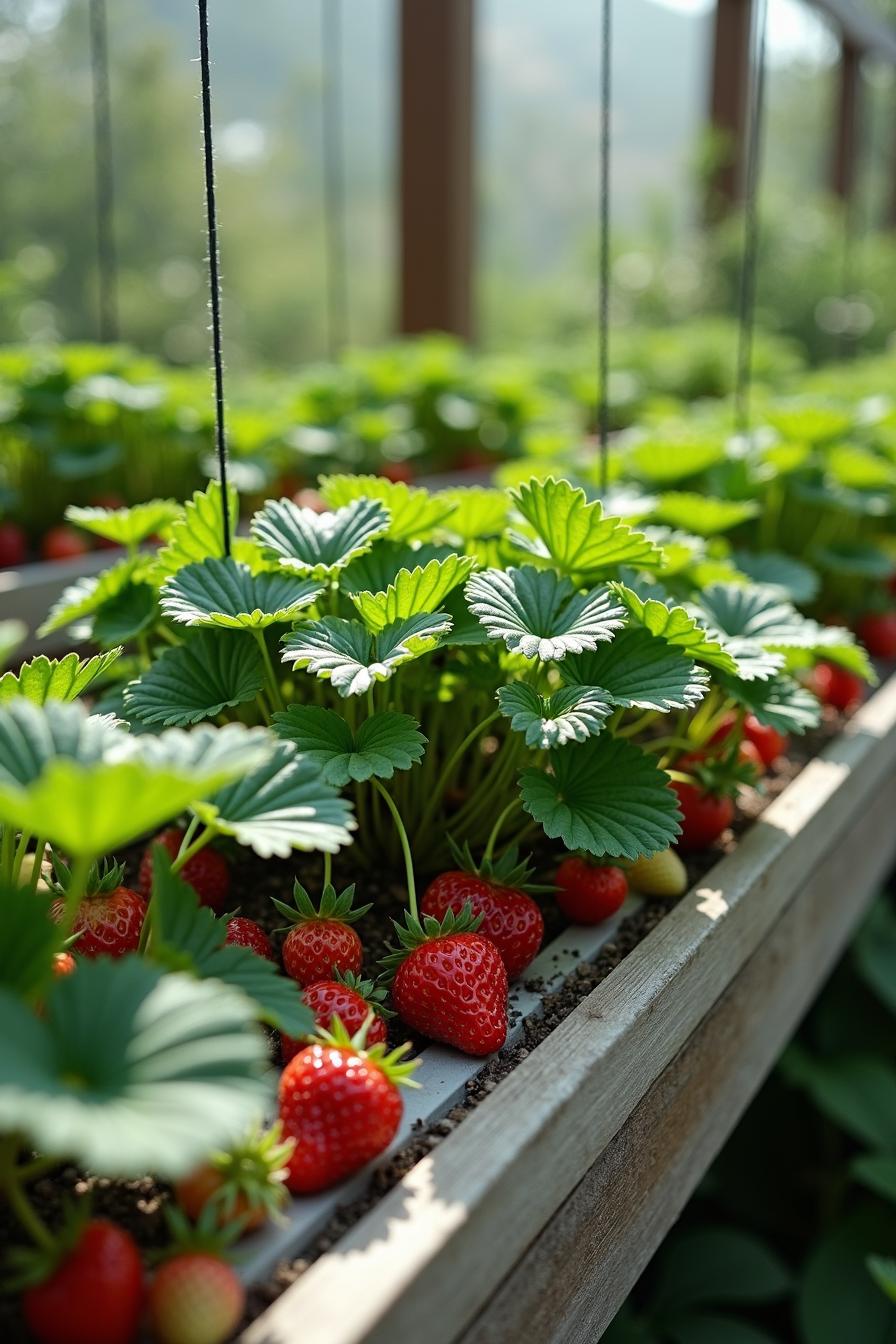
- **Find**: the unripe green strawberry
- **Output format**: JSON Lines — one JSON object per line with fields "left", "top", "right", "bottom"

{"left": 148, "top": 1252, "right": 244, "bottom": 1344}
{"left": 620, "top": 847, "right": 688, "bottom": 898}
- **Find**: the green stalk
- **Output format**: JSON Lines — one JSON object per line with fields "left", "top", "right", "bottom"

{"left": 615, "top": 709, "right": 661, "bottom": 740}
{"left": 4, "top": 1169, "right": 55, "bottom": 1251}
{"left": 27, "top": 838, "right": 46, "bottom": 894}
{"left": 253, "top": 631, "right": 285, "bottom": 713}
{"left": 372, "top": 779, "right": 418, "bottom": 920}
{"left": 57, "top": 854, "right": 93, "bottom": 943}
{"left": 412, "top": 709, "right": 501, "bottom": 845}
{"left": 11, "top": 828, "right": 31, "bottom": 886}
{"left": 0, "top": 825, "right": 14, "bottom": 884}
{"left": 171, "top": 826, "right": 215, "bottom": 875}
{"left": 482, "top": 799, "right": 520, "bottom": 865}
{"left": 323, "top": 851, "right": 332, "bottom": 888}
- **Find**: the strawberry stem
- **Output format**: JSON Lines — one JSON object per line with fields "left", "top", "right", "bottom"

{"left": 412, "top": 709, "right": 501, "bottom": 846}
{"left": 482, "top": 799, "right": 520, "bottom": 866}
{"left": 372, "top": 779, "right": 417, "bottom": 920}
{"left": 323, "top": 851, "right": 332, "bottom": 888}
{"left": 57, "top": 853, "right": 93, "bottom": 942}
{"left": 253, "top": 630, "right": 286, "bottom": 713}
{"left": 171, "top": 826, "right": 215, "bottom": 875}
{"left": 27, "top": 838, "right": 46, "bottom": 894}
{"left": 0, "top": 1143, "right": 55, "bottom": 1253}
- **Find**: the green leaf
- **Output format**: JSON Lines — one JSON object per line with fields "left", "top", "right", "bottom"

{"left": 0, "top": 885, "right": 60, "bottom": 998}
{"left": 563, "top": 627, "right": 709, "bottom": 711}
{"left": 853, "top": 1156, "right": 896, "bottom": 1206}
{"left": 797, "top": 1209, "right": 896, "bottom": 1344}
{"left": 827, "top": 445, "right": 894, "bottom": 491}
{"left": 732, "top": 551, "right": 820, "bottom": 605}
{"left": 716, "top": 672, "right": 822, "bottom": 735}
{"left": 439, "top": 486, "right": 509, "bottom": 540}
{"left": 625, "top": 434, "right": 728, "bottom": 484}
{"left": 813, "top": 543, "right": 895, "bottom": 580}
{"left": 465, "top": 565, "right": 624, "bottom": 661}
{"left": 767, "top": 403, "right": 853, "bottom": 444}
{"left": 853, "top": 900, "right": 896, "bottom": 1016}
{"left": 272, "top": 706, "right": 426, "bottom": 785}
{"left": 651, "top": 1226, "right": 791, "bottom": 1314}
{"left": 497, "top": 683, "right": 613, "bottom": 749}
{"left": 319, "top": 474, "right": 456, "bottom": 542}
{"left": 251, "top": 495, "right": 390, "bottom": 578}
{"left": 349, "top": 554, "right": 476, "bottom": 633}
{"left": 194, "top": 742, "right": 356, "bottom": 857}
{"left": 124, "top": 630, "right": 265, "bottom": 727}
{"left": 0, "top": 958, "right": 270, "bottom": 1178}
{"left": 151, "top": 481, "right": 239, "bottom": 581}
{"left": 781, "top": 1049, "right": 896, "bottom": 1151}
{"left": 509, "top": 477, "right": 661, "bottom": 576}
{"left": 520, "top": 735, "right": 682, "bottom": 860}
{"left": 340, "top": 541, "right": 457, "bottom": 595}
{"left": 38, "top": 556, "right": 142, "bottom": 637}
{"left": 651, "top": 493, "right": 759, "bottom": 536}
{"left": 91, "top": 582, "right": 157, "bottom": 646}
{"left": 282, "top": 612, "right": 450, "bottom": 697}
{"left": 0, "top": 702, "right": 273, "bottom": 855}
{"left": 0, "top": 649, "right": 122, "bottom": 705}
{"left": 867, "top": 1257, "right": 896, "bottom": 1305}
{"left": 161, "top": 556, "right": 323, "bottom": 629}
{"left": 66, "top": 498, "right": 182, "bottom": 547}
{"left": 610, "top": 584, "right": 740, "bottom": 676}
{"left": 0, "top": 621, "right": 26, "bottom": 668}
{"left": 148, "top": 849, "right": 314, "bottom": 1037}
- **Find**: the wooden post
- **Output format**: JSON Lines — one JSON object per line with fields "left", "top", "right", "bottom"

{"left": 831, "top": 40, "right": 861, "bottom": 199}
{"left": 707, "top": 0, "right": 754, "bottom": 214}
{"left": 398, "top": 0, "right": 474, "bottom": 340}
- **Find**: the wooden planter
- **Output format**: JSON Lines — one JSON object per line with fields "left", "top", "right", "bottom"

{"left": 241, "top": 672, "right": 896, "bottom": 1344}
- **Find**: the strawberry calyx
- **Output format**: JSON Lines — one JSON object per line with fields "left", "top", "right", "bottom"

{"left": 329, "top": 968, "right": 395, "bottom": 1019}
{"left": 309, "top": 1014, "right": 421, "bottom": 1090}
{"left": 48, "top": 854, "right": 126, "bottom": 901}
{"left": 672, "top": 751, "right": 756, "bottom": 799}
{"left": 182, "top": 1122, "right": 295, "bottom": 1227}
{"left": 271, "top": 881, "right": 372, "bottom": 932}
{"left": 379, "top": 905, "right": 483, "bottom": 978}
{"left": 155, "top": 1202, "right": 243, "bottom": 1265}
{"left": 445, "top": 837, "right": 554, "bottom": 894}
{"left": 3, "top": 1198, "right": 90, "bottom": 1291}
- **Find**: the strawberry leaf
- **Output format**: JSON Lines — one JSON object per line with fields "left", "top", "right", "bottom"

{"left": 0, "top": 649, "right": 122, "bottom": 705}
{"left": 0, "top": 884, "right": 60, "bottom": 999}
{"left": 66, "top": 498, "right": 182, "bottom": 548}
{"left": 508, "top": 477, "right": 661, "bottom": 576}
{"left": 349, "top": 554, "right": 476, "bottom": 633}
{"left": 716, "top": 672, "right": 822, "bottom": 735}
{"left": 812, "top": 542, "right": 894, "bottom": 580}
{"left": 562, "top": 626, "right": 710, "bottom": 710}
{"left": 151, "top": 481, "right": 239, "bottom": 582}
{"left": 90, "top": 582, "right": 157, "bottom": 646}
{"left": 732, "top": 551, "right": 820, "bottom": 605}
{"left": 38, "top": 556, "right": 144, "bottom": 637}
{"left": 439, "top": 486, "right": 509, "bottom": 540}
{"left": 282, "top": 611, "right": 450, "bottom": 696}
{"left": 520, "top": 735, "right": 682, "bottom": 860}
{"left": 250, "top": 496, "right": 390, "bottom": 578}
{"left": 193, "top": 742, "right": 356, "bottom": 857}
{"left": 272, "top": 706, "right": 426, "bottom": 785}
{"left": 0, "top": 958, "right": 270, "bottom": 1178}
{"left": 497, "top": 683, "right": 613, "bottom": 749}
{"left": 625, "top": 434, "right": 727, "bottom": 484}
{"left": 651, "top": 493, "right": 759, "bottom": 536}
{"left": 340, "top": 541, "right": 457, "bottom": 595}
{"left": 161, "top": 556, "right": 323, "bottom": 630}
{"left": 465, "top": 565, "right": 624, "bottom": 661}
{"left": 611, "top": 583, "right": 741, "bottom": 677}
{"left": 319, "top": 474, "right": 456, "bottom": 542}
{"left": 148, "top": 849, "right": 314, "bottom": 1037}
{"left": 124, "top": 630, "right": 265, "bottom": 727}
{"left": 0, "top": 622, "right": 25, "bottom": 669}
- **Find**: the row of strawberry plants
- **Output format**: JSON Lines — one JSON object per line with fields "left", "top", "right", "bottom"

{"left": 0, "top": 470, "right": 877, "bottom": 1344}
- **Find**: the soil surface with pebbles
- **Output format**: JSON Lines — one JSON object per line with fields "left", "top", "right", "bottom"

{"left": 0, "top": 707, "right": 848, "bottom": 1340}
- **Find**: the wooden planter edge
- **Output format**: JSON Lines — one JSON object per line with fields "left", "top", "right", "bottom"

{"left": 242, "top": 672, "right": 896, "bottom": 1344}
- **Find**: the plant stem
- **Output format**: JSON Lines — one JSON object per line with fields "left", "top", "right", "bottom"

{"left": 412, "top": 709, "right": 500, "bottom": 845}
{"left": 323, "top": 851, "right": 332, "bottom": 889}
{"left": 58, "top": 854, "right": 93, "bottom": 942}
{"left": 4, "top": 1171, "right": 55, "bottom": 1251}
{"left": 372, "top": 779, "right": 417, "bottom": 920}
{"left": 253, "top": 631, "right": 285, "bottom": 713}
{"left": 12, "top": 828, "right": 31, "bottom": 885}
{"left": 482, "top": 799, "right": 520, "bottom": 865}
{"left": 615, "top": 709, "right": 661, "bottom": 740}
{"left": 171, "top": 826, "right": 215, "bottom": 875}
{"left": 27, "top": 838, "right": 46, "bottom": 894}
{"left": 0, "top": 825, "right": 14, "bottom": 884}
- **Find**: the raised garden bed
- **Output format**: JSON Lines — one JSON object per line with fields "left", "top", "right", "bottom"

{"left": 239, "top": 671, "right": 896, "bottom": 1344}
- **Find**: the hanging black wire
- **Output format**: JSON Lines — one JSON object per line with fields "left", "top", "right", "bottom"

{"left": 597, "top": 0, "right": 612, "bottom": 495}
{"left": 734, "top": 0, "right": 769, "bottom": 436}
{"left": 88, "top": 0, "right": 119, "bottom": 343}
{"left": 321, "top": 0, "right": 349, "bottom": 358}
{"left": 196, "top": 0, "right": 231, "bottom": 556}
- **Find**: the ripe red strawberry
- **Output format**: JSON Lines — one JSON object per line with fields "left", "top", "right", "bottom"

{"left": 272, "top": 882, "right": 370, "bottom": 987}
{"left": 743, "top": 715, "right": 788, "bottom": 768}
{"left": 384, "top": 910, "right": 508, "bottom": 1056}
{"left": 23, "top": 1218, "right": 143, "bottom": 1344}
{"left": 555, "top": 858, "right": 628, "bottom": 924}
{"left": 281, "top": 972, "right": 390, "bottom": 1063}
{"left": 808, "top": 661, "right": 864, "bottom": 712}
{"left": 421, "top": 843, "right": 545, "bottom": 978}
{"left": 139, "top": 828, "right": 230, "bottom": 912}
{"left": 0, "top": 520, "right": 27, "bottom": 567}
{"left": 673, "top": 780, "right": 734, "bottom": 852}
{"left": 379, "top": 460, "right": 415, "bottom": 484}
{"left": 49, "top": 858, "right": 145, "bottom": 958}
{"left": 148, "top": 1253, "right": 244, "bottom": 1344}
{"left": 223, "top": 915, "right": 275, "bottom": 961}
{"left": 278, "top": 1021, "right": 419, "bottom": 1193}
{"left": 41, "top": 525, "right": 89, "bottom": 563}
{"left": 175, "top": 1122, "right": 294, "bottom": 1234}
{"left": 857, "top": 611, "right": 896, "bottom": 660}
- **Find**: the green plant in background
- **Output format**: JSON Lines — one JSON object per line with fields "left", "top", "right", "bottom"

{"left": 604, "top": 890, "right": 896, "bottom": 1344}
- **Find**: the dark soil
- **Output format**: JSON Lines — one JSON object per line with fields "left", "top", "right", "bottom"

{"left": 0, "top": 705, "right": 849, "bottom": 1342}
